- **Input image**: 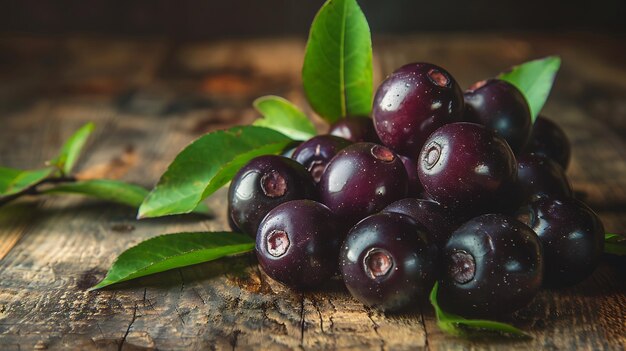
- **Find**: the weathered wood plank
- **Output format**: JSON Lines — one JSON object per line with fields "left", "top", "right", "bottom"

{"left": 0, "top": 34, "right": 625, "bottom": 350}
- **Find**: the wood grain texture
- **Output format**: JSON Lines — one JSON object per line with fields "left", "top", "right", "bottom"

{"left": 0, "top": 34, "right": 625, "bottom": 350}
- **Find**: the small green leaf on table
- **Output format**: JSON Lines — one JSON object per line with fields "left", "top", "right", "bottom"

{"left": 0, "top": 167, "right": 54, "bottom": 196}
{"left": 302, "top": 0, "right": 373, "bottom": 123}
{"left": 89, "top": 231, "right": 255, "bottom": 290}
{"left": 42, "top": 179, "right": 149, "bottom": 208}
{"left": 498, "top": 56, "right": 561, "bottom": 122}
{"left": 429, "top": 282, "right": 531, "bottom": 338}
{"left": 138, "top": 126, "right": 292, "bottom": 219}
{"left": 605, "top": 233, "right": 626, "bottom": 256}
{"left": 48, "top": 122, "right": 95, "bottom": 175}
{"left": 253, "top": 95, "right": 317, "bottom": 141}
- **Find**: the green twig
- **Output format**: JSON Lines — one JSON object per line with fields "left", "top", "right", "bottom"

{"left": 0, "top": 176, "right": 76, "bottom": 207}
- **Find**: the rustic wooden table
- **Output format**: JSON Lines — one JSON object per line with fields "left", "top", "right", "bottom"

{"left": 0, "top": 34, "right": 624, "bottom": 350}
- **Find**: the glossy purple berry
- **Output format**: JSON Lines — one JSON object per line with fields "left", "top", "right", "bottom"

{"left": 319, "top": 142, "right": 409, "bottom": 225}
{"left": 291, "top": 135, "right": 352, "bottom": 183}
{"left": 517, "top": 197, "right": 604, "bottom": 287}
{"left": 228, "top": 214, "right": 241, "bottom": 233}
{"left": 463, "top": 79, "right": 532, "bottom": 154}
{"left": 418, "top": 122, "right": 517, "bottom": 213}
{"left": 525, "top": 116, "right": 571, "bottom": 169}
{"left": 398, "top": 155, "right": 423, "bottom": 196}
{"left": 329, "top": 116, "right": 381, "bottom": 143}
{"left": 256, "top": 200, "right": 341, "bottom": 289}
{"left": 228, "top": 155, "right": 316, "bottom": 237}
{"left": 439, "top": 214, "right": 543, "bottom": 317}
{"left": 373, "top": 62, "right": 464, "bottom": 157}
{"left": 340, "top": 212, "right": 438, "bottom": 311}
{"left": 280, "top": 141, "right": 302, "bottom": 158}
{"left": 382, "top": 198, "right": 459, "bottom": 248}
{"left": 516, "top": 153, "right": 572, "bottom": 201}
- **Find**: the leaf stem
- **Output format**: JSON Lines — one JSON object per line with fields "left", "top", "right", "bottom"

{"left": 0, "top": 176, "right": 77, "bottom": 208}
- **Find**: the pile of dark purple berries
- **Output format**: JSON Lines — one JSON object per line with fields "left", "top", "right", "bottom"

{"left": 228, "top": 62, "right": 604, "bottom": 317}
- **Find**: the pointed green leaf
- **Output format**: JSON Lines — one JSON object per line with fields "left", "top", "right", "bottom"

{"left": 499, "top": 56, "right": 561, "bottom": 122}
{"left": 200, "top": 142, "right": 292, "bottom": 200}
{"left": 42, "top": 179, "right": 210, "bottom": 214}
{"left": 90, "top": 231, "right": 254, "bottom": 290}
{"left": 605, "top": 233, "right": 626, "bottom": 256}
{"left": 42, "top": 179, "right": 149, "bottom": 208}
{"left": 429, "top": 282, "right": 531, "bottom": 338}
{"left": 49, "top": 122, "right": 95, "bottom": 175}
{"left": 302, "top": 0, "right": 373, "bottom": 123}
{"left": 0, "top": 167, "right": 54, "bottom": 196}
{"left": 252, "top": 96, "right": 317, "bottom": 141}
{"left": 138, "top": 126, "right": 292, "bottom": 219}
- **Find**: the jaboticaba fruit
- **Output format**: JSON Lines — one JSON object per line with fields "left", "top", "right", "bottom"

{"left": 382, "top": 198, "right": 459, "bottom": 249}
{"left": 256, "top": 200, "right": 341, "bottom": 289}
{"left": 524, "top": 116, "right": 571, "bottom": 170}
{"left": 291, "top": 135, "right": 352, "bottom": 183}
{"left": 516, "top": 196, "right": 604, "bottom": 287}
{"left": 372, "top": 62, "right": 464, "bottom": 157}
{"left": 463, "top": 79, "right": 532, "bottom": 154}
{"left": 228, "top": 155, "right": 316, "bottom": 237}
{"left": 398, "top": 155, "right": 423, "bottom": 196}
{"left": 515, "top": 153, "right": 572, "bottom": 201}
{"left": 318, "top": 142, "right": 408, "bottom": 226}
{"left": 329, "top": 116, "right": 381, "bottom": 143}
{"left": 417, "top": 122, "right": 517, "bottom": 214}
{"left": 439, "top": 214, "right": 543, "bottom": 318}
{"left": 340, "top": 212, "right": 438, "bottom": 311}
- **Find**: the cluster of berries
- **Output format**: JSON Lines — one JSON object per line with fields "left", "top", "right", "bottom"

{"left": 227, "top": 62, "right": 604, "bottom": 317}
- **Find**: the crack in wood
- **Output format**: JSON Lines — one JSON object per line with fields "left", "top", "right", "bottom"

{"left": 118, "top": 303, "right": 138, "bottom": 351}
{"left": 140, "top": 289, "right": 156, "bottom": 311}
{"left": 299, "top": 293, "right": 305, "bottom": 347}
{"left": 96, "top": 322, "right": 105, "bottom": 339}
{"left": 327, "top": 298, "right": 336, "bottom": 333}
{"left": 229, "top": 329, "right": 241, "bottom": 351}
{"left": 228, "top": 281, "right": 244, "bottom": 350}
{"left": 311, "top": 296, "right": 324, "bottom": 334}
{"left": 178, "top": 269, "right": 185, "bottom": 292}
{"left": 175, "top": 306, "right": 187, "bottom": 326}
{"left": 419, "top": 306, "right": 430, "bottom": 351}
{"left": 192, "top": 288, "right": 207, "bottom": 305}
{"left": 366, "top": 307, "right": 385, "bottom": 351}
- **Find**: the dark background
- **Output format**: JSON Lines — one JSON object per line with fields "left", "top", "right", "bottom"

{"left": 1, "top": 0, "right": 625, "bottom": 39}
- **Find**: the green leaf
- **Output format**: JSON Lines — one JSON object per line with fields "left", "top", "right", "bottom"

{"left": 138, "top": 126, "right": 292, "bottom": 219}
{"left": 429, "top": 282, "right": 531, "bottom": 338}
{"left": 302, "top": 0, "right": 373, "bottom": 123}
{"left": 252, "top": 96, "right": 317, "bottom": 141}
{"left": 0, "top": 167, "right": 54, "bottom": 196}
{"left": 90, "top": 231, "right": 254, "bottom": 290}
{"left": 43, "top": 179, "right": 210, "bottom": 214}
{"left": 605, "top": 233, "right": 626, "bottom": 256}
{"left": 200, "top": 142, "right": 291, "bottom": 200}
{"left": 498, "top": 56, "right": 561, "bottom": 122}
{"left": 42, "top": 179, "right": 149, "bottom": 208}
{"left": 49, "top": 122, "right": 95, "bottom": 175}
